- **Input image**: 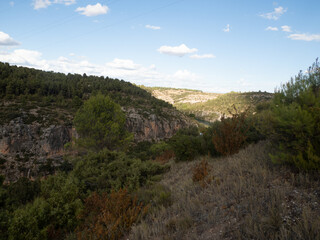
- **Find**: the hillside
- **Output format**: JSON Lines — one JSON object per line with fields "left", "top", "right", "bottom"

{"left": 144, "top": 86, "right": 273, "bottom": 122}
{"left": 0, "top": 60, "right": 319, "bottom": 240}
{"left": 129, "top": 142, "right": 320, "bottom": 239}
{"left": 0, "top": 62, "right": 193, "bottom": 182}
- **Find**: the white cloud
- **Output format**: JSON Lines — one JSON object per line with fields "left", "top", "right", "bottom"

{"left": 33, "top": 0, "right": 51, "bottom": 9}
{"left": 145, "top": 25, "right": 161, "bottom": 30}
{"left": 33, "top": 0, "right": 75, "bottom": 9}
{"left": 288, "top": 33, "right": 320, "bottom": 42}
{"left": 0, "top": 31, "right": 20, "bottom": 46}
{"left": 260, "top": 6, "right": 287, "bottom": 20}
{"left": 281, "top": 25, "right": 291, "bottom": 32}
{"left": 158, "top": 44, "right": 198, "bottom": 57}
{"left": 53, "top": 0, "right": 75, "bottom": 5}
{"left": 223, "top": 24, "right": 230, "bottom": 32}
{"left": 75, "top": 3, "right": 108, "bottom": 17}
{"left": 106, "top": 58, "right": 141, "bottom": 70}
{"left": 172, "top": 70, "right": 200, "bottom": 82}
{"left": 9, "top": 1, "right": 14, "bottom": 6}
{"left": 0, "top": 49, "right": 47, "bottom": 68}
{"left": 190, "top": 54, "right": 215, "bottom": 59}
{"left": 0, "top": 48, "right": 209, "bottom": 91}
{"left": 265, "top": 26, "right": 278, "bottom": 31}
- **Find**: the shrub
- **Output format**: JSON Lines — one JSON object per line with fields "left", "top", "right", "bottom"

{"left": 135, "top": 184, "right": 172, "bottom": 209}
{"left": 8, "top": 198, "right": 51, "bottom": 240}
{"left": 212, "top": 106, "right": 250, "bottom": 156}
{"left": 169, "top": 127, "right": 205, "bottom": 162}
{"left": 76, "top": 189, "right": 148, "bottom": 240}
{"left": 154, "top": 150, "right": 175, "bottom": 164}
{"left": 72, "top": 149, "right": 168, "bottom": 193}
{"left": 192, "top": 159, "right": 212, "bottom": 188}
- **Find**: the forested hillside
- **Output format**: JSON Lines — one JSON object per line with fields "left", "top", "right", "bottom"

{"left": 0, "top": 62, "right": 172, "bottom": 121}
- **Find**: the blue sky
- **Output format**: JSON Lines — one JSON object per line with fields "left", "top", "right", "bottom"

{"left": 0, "top": 0, "right": 319, "bottom": 93}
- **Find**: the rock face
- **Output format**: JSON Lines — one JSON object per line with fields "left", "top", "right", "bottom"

{"left": 0, "top": 110, "right": 193, "bottom": 182}
{"left": 0, "top": 118, "right": 72, "bottom": 156}
{"left": 0, "top": 117, "right": 76, "bottom": 182}
{"left": 124, "top": 108, "right": 192, "bottom": 142}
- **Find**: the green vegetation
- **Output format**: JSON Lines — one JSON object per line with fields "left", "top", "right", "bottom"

{"left": 0, "top": 62, "right": 173, "bottom": 126}
{"left": 73, "top": 94, "right": 133, "bottom": 151}
{"left": 266, "top": 60, "right": 320, "bottom": 171}
{"left": 176, "top": 91, "right": 273, "bottom": 121}
{"left": 1, "top": 60, "right": 320, "bottom": 239}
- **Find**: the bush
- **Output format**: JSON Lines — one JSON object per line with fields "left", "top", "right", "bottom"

{"left": 192, "top": 159, "right": 212, "bottom": 188}
{"left": 135, "top": 184, "right": 172, "bottom": 209}
{"left": 72, "top": 149, "right": 168, "bottom": 193}
{"left": 212, "top": 107, "right": 250, "bottom": 156}
{"left": 169, "top": 127, "right": 205, "bottom": 161}
{"left": 76, "top": 189, "right": 148, "bottom": 240}
{"left": 268, "top": 60, "right": 320, "bottom": 171}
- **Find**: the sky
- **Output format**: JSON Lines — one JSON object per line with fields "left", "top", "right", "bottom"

{"left": 0, "top": 0, "right": 320, "bottom": 93}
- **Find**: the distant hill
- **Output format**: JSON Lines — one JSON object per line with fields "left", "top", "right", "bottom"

{"left": 143, "top": 86, "right": 273, "bottom": 122}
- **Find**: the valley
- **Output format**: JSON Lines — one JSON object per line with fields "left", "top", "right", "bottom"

{"left": 0, "top": 61, "right": 319, "bottom": 240}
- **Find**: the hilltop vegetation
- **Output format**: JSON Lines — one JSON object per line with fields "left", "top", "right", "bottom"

{"left": 0, "top": 62, "right": 174, "bottom": 126}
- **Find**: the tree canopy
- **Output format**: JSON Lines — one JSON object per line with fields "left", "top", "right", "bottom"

{"left": 73, "top": 94, "right": 133, "bottom": 151}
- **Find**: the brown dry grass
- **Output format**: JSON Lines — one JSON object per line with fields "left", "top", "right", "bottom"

{"left": 128, "top": 141, "right": 320, "bottom": 240}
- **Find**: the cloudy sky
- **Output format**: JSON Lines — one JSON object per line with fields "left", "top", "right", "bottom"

{"left": 0, "top": 0, "right": 320, "bottom": 93}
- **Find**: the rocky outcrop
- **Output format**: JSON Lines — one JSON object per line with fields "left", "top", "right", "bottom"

{"left": 0, "top": 118, "right": 73, "bottom": 156}
{"left": 0, "top": 117, "right": 76, "bottom": 182}
{"left": 0, "top": 109, "right": 193, "bottom": 182}
{"left": 124, "top": 107, "right": 193, "bottom": 142}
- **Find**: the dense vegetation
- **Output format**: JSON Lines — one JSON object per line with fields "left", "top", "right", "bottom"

{"left": 263, "top": 60, "right": 320, "bottom": 171}
{"left": 0, "top": 94, "right": 168, "bottom": 239}
{"left": 0, "top": 62, "right": 173, "bottom": 125}
{"left": 0, "top": 60, "right": 320, "bottom": 239}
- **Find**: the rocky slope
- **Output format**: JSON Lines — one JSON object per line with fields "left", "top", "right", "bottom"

{"left": 0, "top": 104, "right": 192, "bottom": 182}
{"left": 0, "top": 63, "right": 195, "bottom": 182}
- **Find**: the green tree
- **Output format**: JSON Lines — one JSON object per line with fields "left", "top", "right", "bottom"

{"left": 267, "top": 60, "right": 320, "bottom": 171}
{"left": 73, "top": 94, "right": 133, "bottom": 151}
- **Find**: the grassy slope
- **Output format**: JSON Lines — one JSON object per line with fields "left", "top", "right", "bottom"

{"left": 129, "top": 142, "right": 320, "bottom": 240}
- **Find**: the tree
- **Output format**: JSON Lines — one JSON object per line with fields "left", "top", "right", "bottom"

{"left": 73, "top": 94, "right": 133, "bottom": 151}
{"left": 268, "top": 59, "right": 320, "bottom": 171}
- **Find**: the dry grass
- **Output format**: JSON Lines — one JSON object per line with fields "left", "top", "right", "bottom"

{"left": 128, "top": 141, "right": 320, "bottom": 240}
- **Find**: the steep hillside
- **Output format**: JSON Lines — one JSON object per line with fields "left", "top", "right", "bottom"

{"left": 144, "top": 87, "right": 273, "bottom": 122}
{"left": 0, "top": 62, "right": 193, "bottom": 182}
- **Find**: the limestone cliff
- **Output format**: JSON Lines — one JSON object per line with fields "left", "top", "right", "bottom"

{"left": 124, "top": 107, "right": 191, "bottom": 142}
{"left": 0, "top": 109, "right": 193, "bottom": 182}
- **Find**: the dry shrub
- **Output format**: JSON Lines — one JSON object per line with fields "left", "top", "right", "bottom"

{"left": 212, "top": 106, "right": 249, "bottom": 156}
{"left": 76, "top": 189, "right": 148, "bottom": 240}
{"left": 155, "top": 150, "right": 175, "bottom": 164}
{"left": 192, "top": 159, "right": 212, "bottom": 188}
